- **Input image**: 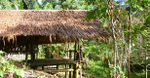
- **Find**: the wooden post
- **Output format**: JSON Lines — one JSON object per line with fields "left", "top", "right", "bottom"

{"left": 42, "top": 66, "right": 44, "bottom": 70}
{"left": 30, "top": 36, "right": 38, "bottom": 61}
{"left": 31, "top": 44, "right": 35, "bottom": 61}
{"left": 25, "top": 51, "right": 28, "bottom": 61}
{"left": 25, "top": 44, "right": 29, "bottom": 63}
{"left": 78, "top": 40, "right": 82, "bottom": 78}
{"left": 56, "top": 65, "right": 59, "bottom": 69}
{"left": 73, "top": 63, "right": 78, "bottom": 78}
{"left": 65, "top": 64, "right": 67, "bottom": 78}
{"left": 74, "top": 42, "right": 77, "bottom": 60}
{"left": 36, "top": 49, "right": 38, "bottom": 59}
{"left": 29, "top": 44, "right": 37, "bottom": 69}
{"left": 69, "top": 50, "right": 72, "bottom": 78}
{"left": 79, "top": 65, "right": 82, "bottom": 78}
{"left": 69, "top": 50, "right": 72, "bottom": 59}
{"left": 69, "top": 64, "right": 72, "bottom": 78}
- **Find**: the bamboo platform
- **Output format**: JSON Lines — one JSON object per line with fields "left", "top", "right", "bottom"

{"left": 28, "top": 59, "right": 77, "bottom": 67}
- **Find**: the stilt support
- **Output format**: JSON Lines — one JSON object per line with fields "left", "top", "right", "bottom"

{"left": 73, "top": 63, "right": 78, "bottom": 78}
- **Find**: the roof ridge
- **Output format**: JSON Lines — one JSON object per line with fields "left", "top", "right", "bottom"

{"left": 0, "top": 10, "right": 88, "bottom": 11}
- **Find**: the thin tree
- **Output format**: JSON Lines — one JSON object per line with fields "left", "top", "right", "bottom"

{"left": 127, "top": 0, "right": 132, "bottom": 78}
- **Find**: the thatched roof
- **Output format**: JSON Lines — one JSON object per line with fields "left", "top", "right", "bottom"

{"left": 0, "top": 10, "right": 109, "bottom": 43}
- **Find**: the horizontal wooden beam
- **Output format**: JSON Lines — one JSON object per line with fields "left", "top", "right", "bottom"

{"left": 28, "top": 59, "right": 77, "bottom": 67}
{"left": 44, "top": 68, "right": 74, "bottom": 72}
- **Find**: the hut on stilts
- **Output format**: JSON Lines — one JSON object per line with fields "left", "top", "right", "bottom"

{"left": 0, "top": 10, "right": 109, "bottom": 78}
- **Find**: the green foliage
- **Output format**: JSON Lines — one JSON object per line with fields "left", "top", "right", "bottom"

{"left": 130, "top": 70, "right": 149, "bottom": 78}
{"left": 124, "top": 24, "right": 148, "bottom": 39}
{"left": 110, "top": 65, "right": 126, "bottom": 78}
{"left": 0, "top": 70, "right": 4, "bottom": 77}
{"left": 62, "top": 0, "right": 90, "bottom": 10}
{"left": 85, "top": 0, "right": 150, "bottom": 78}
{"left": 83, "top": 40, "right": 112, "bottom": 61}
{"left": 0, "top": 0, "right": 149, "bottom": 77}
{"left": 124, "top": 14, "right": 149, "bottom": 40}
{"left": 0, "top": 0, "right": 12, "bottom": 9}
{"left": 0, "top": 50, "right": 6, "bottom": 55}
{"left": 82, "top": 40, "right": 114, "bottom": 77}
{"left": 32, "top": 1, "right": 40, "bottom": 10}
{"left": 145, "top": 14, "right": 150, "bottom": 27}
{"left": 43, "top": 3, "right": 53, "bottom": 10}
{"left": 0, "top": 0, "right": 93, "bottom": 10}
{"left": 13, "top": 69, "right": 24, "bottom": 78}
{"left": 84, "top": 60, "right": 110, "bottom": 78}
{"left": 38, "top": 44, "right": 66, "bottom": 59}
{"left": 42, "top": 0, "right": 91, "bottom": 10}
{"left": 85, "top": 0, "right": 108, "bottom": 26}
{"left": 18, "top": 1, "right": 24, "bottom": 9}
{"left": 0, "top": 50, "right": 24, "bottom": 78}
{"left": 0, "top": 0, "right": 25, "bottom": 10}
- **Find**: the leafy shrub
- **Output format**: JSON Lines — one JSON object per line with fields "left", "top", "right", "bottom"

{"left": 83, "top": 60, "right": 110, "bottom": 78}
{"left": 0, "top": 50, "right": 24, "bottom": 78}
{"left": 109, "top": 65, "right": 126, "bottom": 78}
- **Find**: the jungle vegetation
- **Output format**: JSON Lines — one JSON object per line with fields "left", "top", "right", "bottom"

{"left": 0, "top": 0, "right": 149, "bottom": 78}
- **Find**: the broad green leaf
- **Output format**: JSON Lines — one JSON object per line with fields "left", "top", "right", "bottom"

{"left": 0, "top": 70, "right": 4, "bottom": 77}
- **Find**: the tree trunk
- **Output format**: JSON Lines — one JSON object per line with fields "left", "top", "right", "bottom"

{"left": 145, "top": 38, "right": 148, "bottom": 78}
{"left": 128, "top": 0, "right": 132, "bottom": 78}
{"left": 110, "top": 0, "right": 117, "bottom": 68}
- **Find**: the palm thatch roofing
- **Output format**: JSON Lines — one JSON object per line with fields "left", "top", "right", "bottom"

{"left": 0, "top": 10, "right": 109, "bottom": 44}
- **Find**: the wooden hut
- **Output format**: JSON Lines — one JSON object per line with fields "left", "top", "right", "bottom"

{"left": 0, "top": 10, "right": 109, "bottom": 78}
{"left": 0, "top": 10, "right": 109, "bottom": 52}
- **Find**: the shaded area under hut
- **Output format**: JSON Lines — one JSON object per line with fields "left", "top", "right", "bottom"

{"left": 0, "top": 10, "right": 110, "bottom": 78}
